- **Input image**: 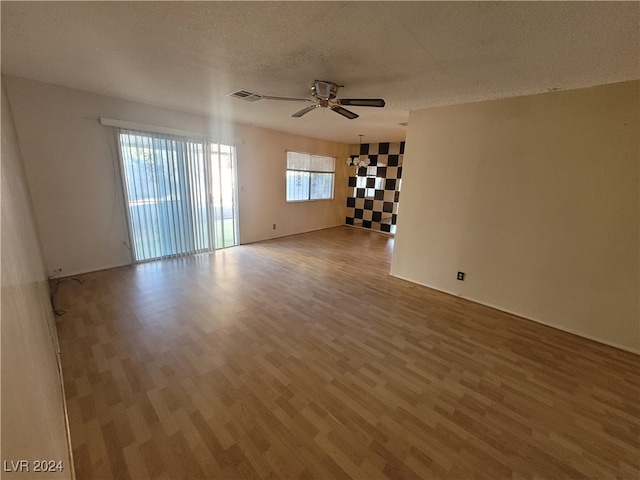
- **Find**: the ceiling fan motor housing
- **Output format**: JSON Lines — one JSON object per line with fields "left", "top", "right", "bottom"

{"left": 312, "top": 80, "right": 340, "bottom": 100}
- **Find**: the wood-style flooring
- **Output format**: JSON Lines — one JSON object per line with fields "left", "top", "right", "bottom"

{"left": 55, "top": 226, "right": 639, "bottom": 479}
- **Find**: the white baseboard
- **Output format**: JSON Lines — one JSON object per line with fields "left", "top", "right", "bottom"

{"left": 389, "top": 273, "right": 640, "bottom": 355}
{"left": 344, "top": 223, "right": 395, "bottom": 237}
{"left": 55, "top": 261, "right": 132, "bottom": 278}
{"left": 240, "top": 223, "right": 346, "bottom": 245}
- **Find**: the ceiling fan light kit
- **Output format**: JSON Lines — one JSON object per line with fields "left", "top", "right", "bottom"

{"left": 229, "top": 80, "right": 385, "bottom": 120}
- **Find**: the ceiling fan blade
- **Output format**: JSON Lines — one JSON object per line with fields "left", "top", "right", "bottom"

{"left": 292, "top": 104, "right": 320, "bottom": 118}
{"left": 330, "top": 105, "right": 359, "bottom": 120}
{"left": 261, "top": 95, "right": 312, "bottom": 102}
{"left": 338, "top": 98, "right": 386, "bottom": 107}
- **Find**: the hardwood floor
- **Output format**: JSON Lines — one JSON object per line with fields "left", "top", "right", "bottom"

{"left": 55, "top": 226, "right": 639, "bottom": 480}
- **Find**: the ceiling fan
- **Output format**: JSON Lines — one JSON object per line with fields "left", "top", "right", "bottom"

{"left": 228, "top": 80, "right": 385, "bottom": 120}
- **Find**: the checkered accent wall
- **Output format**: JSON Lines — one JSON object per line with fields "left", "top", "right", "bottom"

{"left": 345, "top": 141, "right": 404, "bottom": 234}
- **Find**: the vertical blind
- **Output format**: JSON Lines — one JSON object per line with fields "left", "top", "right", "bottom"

{"left": 117, "top": 129, "right": 238, "bottom": 262}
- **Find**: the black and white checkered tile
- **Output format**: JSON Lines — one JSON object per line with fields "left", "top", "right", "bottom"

{"left": 345, "top": 142, "right": 404, "bottom": 234}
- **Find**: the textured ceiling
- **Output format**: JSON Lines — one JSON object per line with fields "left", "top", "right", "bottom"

{"left": 2, "top": 1, "right": 638, "bottom": 144}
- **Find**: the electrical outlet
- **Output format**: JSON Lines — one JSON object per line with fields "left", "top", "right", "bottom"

{"left": 457, "top": 271, "right": 465, "bottom": 281}
{"left": 273, "top": 223, "right": 277, "bottom": 230}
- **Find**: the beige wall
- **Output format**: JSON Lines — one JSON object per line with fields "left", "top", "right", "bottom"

{"left": 1, "top": 80, "right": 72, "bottom": 478}
{"left": 237, "top": 125, "right": 349, "bottom": 243}
{"left": 392, "top": 81, "right": 639, "bottom": 352}
{"left": 4, "top": 76, "right": 349, "bottom": 276}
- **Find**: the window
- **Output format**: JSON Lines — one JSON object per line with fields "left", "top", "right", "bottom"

{"left": 286, "top": 151, "right": 335, "bottom": 202}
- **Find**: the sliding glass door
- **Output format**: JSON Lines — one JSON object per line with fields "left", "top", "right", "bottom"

{"left": 210, "top": 143, "right": 238, "bottom": 249}
{"left": 117, "top": 129, "right": 238, "bottom": 262}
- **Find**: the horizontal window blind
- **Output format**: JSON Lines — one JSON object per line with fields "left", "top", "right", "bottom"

{"left": 286, "top": 151, "right": 335, "bottom": 202}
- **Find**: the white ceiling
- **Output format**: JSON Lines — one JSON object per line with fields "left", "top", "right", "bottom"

{"left": 2, "top": 1, "right": 638, "bottom": 144}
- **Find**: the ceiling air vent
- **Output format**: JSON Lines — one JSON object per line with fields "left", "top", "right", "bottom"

{"left": 227, "top": 90, "right": 263, "bottom": 102}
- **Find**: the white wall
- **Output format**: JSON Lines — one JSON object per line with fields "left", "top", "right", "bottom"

{"left": 392, "top": 81, "right": 639, "bottom": 352}
{"left": 4, "top": 76, "right": 349, "bottom": 276}
{"left": 1, "top": 79, "right": 72, "bottom": 478}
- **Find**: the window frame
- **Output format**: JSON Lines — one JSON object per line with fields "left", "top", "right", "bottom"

{"left": 286, "top": 151, "right": 336, "bottom": 202}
